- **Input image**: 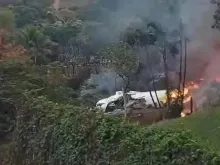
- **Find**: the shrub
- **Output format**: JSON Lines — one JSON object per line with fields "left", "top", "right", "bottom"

{"left": 1, "top": 57, "right": 219, "bottom": 165}
{"left": 0, "top": 9, "right": 15, "bottom": 30}
{"left": 13, "top": 6, "right": 41, "bottom": 28}
{"left": 0, "top": 56, "right": 73, "bottom": 141}
{"left": 4, "top": 95, "right": 220, "bottom": 165}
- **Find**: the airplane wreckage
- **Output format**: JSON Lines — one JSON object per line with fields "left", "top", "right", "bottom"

{"left": 95, "top": 86, "right": 194, "bottom": 122}
{"left": 96, "top": 90, "right": 167, "bottom": 113}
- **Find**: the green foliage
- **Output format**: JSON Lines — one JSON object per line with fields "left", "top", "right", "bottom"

{"left": 0, "top": 56, "right": 44, "bottom": 140}
{"left": 0, "top": 56, "right": 42, "bottom": 103}
{"left": 0, "top": 56, "right": 72, "bottom": 140}
{"left": 44, "top": 85, "right": 80, "bottom": 103}
{"left": 13, "top": 5, "right": 41, "bottom": 28}
{"left": 101, "top": 42, "right": 139, "bottom": 80}
{"left": 157, "top": 107, "right": 220, "bottom": 155}
{"left": 19, "top": 0, "right": 53, "bottom": 9}
{"left": 41, "top": 20, "right": 90, "bottom": 63}
{"left": 13, "top": 0, "right": 53, "bottom": 28}
{"left": 1, "top": 2, "right": 220, "bottom": 165}
{"left": 4, "top": 95, "right": 220, "bottom": 165}
{"left": 1, "top": 55, "right": 220, "bottom": 165}
{"left": 17, "top": 26, "right": 49, "bottom": 64}
{"left": 42, "top": 21, "right": 83, "bottom": 46}
{"left": 17, "top": 26, "right": 47, "bottom": 49}
{"left": 0, "top": 9, "right": 15, "bottom": 30}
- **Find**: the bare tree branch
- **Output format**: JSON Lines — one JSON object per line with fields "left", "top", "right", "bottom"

{"left": 181, "top": 38, "right": 187, "bottom": 110}
{"left": 163, "top": 43, "right": 170, "bottom": 107}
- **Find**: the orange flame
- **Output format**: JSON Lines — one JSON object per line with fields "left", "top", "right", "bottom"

{"left": 168, "top": 81, "right": 201, "bottom": 117}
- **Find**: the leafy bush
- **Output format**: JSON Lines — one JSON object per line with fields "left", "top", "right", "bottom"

{"left": 4, "top": 95, "right": 220, "bottom": 165}
{"left": 13, "top": 0, "right": 53, "bottom": 28}
{"left": 0, "top": 56, "right": 45, "bottom": 140}
{"left": 42, "top": 21, "right": 83, "bottom": 46}
{"left": 13, "top": 6, "right": 41, "bottom": 28}
{"left": 1, "top": 57, "right": 219, "bottom": 165}
{"left": 0, "top": 9, "right": 15, "bottom": 30}
{"left": 0, "top": 56, "right": 73, "bottom": 140}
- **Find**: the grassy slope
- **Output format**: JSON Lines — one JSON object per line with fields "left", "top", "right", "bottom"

{"left": 155, "top": 108, "right": 220, "bottom": 154}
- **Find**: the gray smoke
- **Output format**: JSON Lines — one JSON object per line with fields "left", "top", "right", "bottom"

{"left": 87, "top": 0, "right": 217, "bottom": 43}
{"left": 83, "top": 0, "right": 219, "bottom": 94}
{"left": 181, "top": 0, "right": 216, "bottom": 42}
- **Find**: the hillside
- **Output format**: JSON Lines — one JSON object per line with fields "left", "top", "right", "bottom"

{"left": 1, "top": 0, "right": 220, "bottom": 164}
{"left": 53, "top": 0, "right": 90, "bottom": 9}
{"left": 156, "top": 108, "right": 220, "bottom": 154}
{"left": 59, "top": 0, "right": 90, "bottom": 8}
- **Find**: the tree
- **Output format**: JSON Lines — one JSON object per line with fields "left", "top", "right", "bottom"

{"left": 212, "top": 0, "right": 220, "bottom": 29}
{"left": 102, "top": 42, "right": 139, "bottom": 118}
{"left": 18, "top": 0, "right": 53, "bottom": 12}
{"left": 122, "top": 21, "right": 164, "bottom": 47}
{"left": 42, "top": 20, "right": 87, "bottom": 64}
{"left": 122, "top": 20, "right": 165, "bottom": 108}
{"left": 13, "top": 0, "right": 53, "bottom": 28}
{"left": 0, "top": 9, "right": 15, "bottom": 30}
{"left": 0, "top": 9, "right": 16, "bottom": 59}
{"left": 17, "top": 26, "right": 49, "bottom": 64}
{"left": 42, "top": 20, "right": 83, "bottom": 46}
{"left": 13, "top": 5, "right": 41, "bottom": 28}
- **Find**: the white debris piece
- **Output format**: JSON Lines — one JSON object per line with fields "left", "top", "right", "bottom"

{"left": 96, "top": 90, "right": 167, "bottom": 111}
{"left": 96, "top": 91, "right": 123, "bottom": 111}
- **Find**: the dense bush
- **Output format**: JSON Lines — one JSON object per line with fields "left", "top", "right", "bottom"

{"left": 0, "top": 57, "right": 219, "bottom": 165}
{"left": 1, "top": 1, "right": 220, "bottom": 165}
{"left": 3, "top": 94, "right": 220, "bottom": 165}
{"left": 13, "top": 0, "right": 53, "bottom": 28}
{"left": 0, "top": 9, "right": 15, "bottom": 30}
{"left": 13, "top": 6, "right": 41, "bottom": 28}
{"left": 42, "top": 21, "right": 83, "bottom": 46}
{"left": 0, "top": 57, "right": 39, "bottom": 139}
{"left": 0, "top": 56, "right": 76, "bottom": 140}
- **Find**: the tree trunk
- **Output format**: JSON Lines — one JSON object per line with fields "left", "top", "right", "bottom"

{"left": 149, "top": 89, "right": 157, "bottom": 108}
{"left": 178, "top": 31, "right": 183, "bottom": 98}
{"left": 190, "top": 97, "right": 193, "bottom": 114}
{"left": 153, "top": 80, "right": 162, "bottom": 107}
{"left": 145, "top": 46, "right": 158, "bottom": 108}
{"left": 181, "top": 38, "right": 187, "bottom": 110}
{"left": 163, "top": 44, "right": 170, "bottom": 107}
{"left": 34, "top": 56, "right": 37, "bottom": 65}
{"left": 122, "top": 87, "right": 128, "bottom": 119}
{"left": 123, "top": 77, "right": 130, "bottom": 119}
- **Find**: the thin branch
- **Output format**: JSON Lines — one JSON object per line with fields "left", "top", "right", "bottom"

{"left": 145, "top": 46, "right": 158, "bottom": 108}
{"left": 152, "top": 78, "right": 162, "bottom": 108}
{"left": 178, "top": 21, "right": 183, "bottom": 99}
{"left": 149, "top": 89, "right": 157, "bottom": 108}
{"left": 181, "top": 38, "right": 187, "bottom": 110}
{"left": 124, "top": 76, "right": 130, "bottom": 92}
{"left": 163, "top": 43, "right": 170, "bottom": 107}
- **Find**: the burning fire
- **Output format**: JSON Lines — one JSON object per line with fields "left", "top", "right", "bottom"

{"left": 170, "top": 81, "right": 200, "bottom": 100}
{"left": 171, "top": 77, "right": 220, "bottom": 117}
{"left": 169, "top": 80, "right": 202, "bottom": 117}
{"left": 181, "top": 112, "right": 186, "bottom": 117}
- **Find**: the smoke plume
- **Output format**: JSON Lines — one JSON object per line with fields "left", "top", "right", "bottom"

{"left": 84, "top": 0, "right": 220, "bottom": 98}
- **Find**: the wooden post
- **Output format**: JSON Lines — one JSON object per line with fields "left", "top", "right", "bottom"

{"left": 190, "top": 97, "right": 193, "bottom": 114}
